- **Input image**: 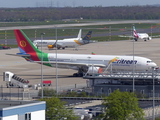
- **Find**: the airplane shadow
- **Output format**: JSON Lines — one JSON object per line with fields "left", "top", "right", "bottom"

{"left": 44, "top": 48, "right": 87, "bottom": 51}
{"left": 15, "top": 74, "right": 76, "bottom": 80}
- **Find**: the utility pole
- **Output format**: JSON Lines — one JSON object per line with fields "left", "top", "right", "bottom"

{"left": 40, "top": 32, "right": 45, "bottom": 98}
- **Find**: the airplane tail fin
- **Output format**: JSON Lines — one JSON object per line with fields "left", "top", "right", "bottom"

{"left": 133, "top": 26, "right": 139, "bottom": 39}
{"left": 82, "top": 31, "right": 92, "bottom": 44}
{"left": 91, "top": 52, "right": 96, "bottom": 55}
{"left": 77, "top": 29, "right": 82, "bottom": 39}
{"left": 14, "top": 30, "right": 43, "bottom": 61}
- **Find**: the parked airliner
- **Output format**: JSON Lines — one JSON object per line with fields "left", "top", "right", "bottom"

{"left": 119, "top": 26, "right": 152, "bottom": 41}
{"left": 8, "top": 29, "right": 157, "bottom": 77}
{"left": 33, "top": 29, "right": 93, "bottom": 50}
{"left": 132, "top": 26, "right": 152, "bottom": 41}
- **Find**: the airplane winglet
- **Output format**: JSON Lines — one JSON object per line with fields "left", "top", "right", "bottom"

{"left": 77, "top": 29, "right": 82, "bottom": 39}
{"left": 91, "top": 52, "right": 96, "bottom": 55}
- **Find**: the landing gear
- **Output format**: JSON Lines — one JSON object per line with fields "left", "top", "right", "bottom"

{"left": 73, "top": 67, "right": 87, "bottom": 77}
{"left": 134, "top": 38, "right": 138, "bottom": 41}
{"left": 57, "top": 47, "right": 65, "bottom": 49}
{"left": 73, "top": 73, "right": 83, "bottom": 77}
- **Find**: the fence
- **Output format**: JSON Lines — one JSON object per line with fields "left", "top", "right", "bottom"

{"left": 0, "top": 85, "right": 38, "bottom": 100}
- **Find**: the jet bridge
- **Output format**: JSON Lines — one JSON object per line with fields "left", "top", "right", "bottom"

{"left": 84, "top": 70, "right": 159, "bottom": 80}
{"left": 83, "top": 63, "right": 159, "bottom": 80}
{"left": 83, "top": 66, "right": 160, "bottom": 97}
{"left": 3, "top": 71, "right": 29, "bottom": 88}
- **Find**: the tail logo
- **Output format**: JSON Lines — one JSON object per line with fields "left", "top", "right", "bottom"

{"left": 74, "top": 40, "right": 82, "bottom": 45}
{"left": 20, "top": 40, "right": 26, "bottom": 47}
{"left": 108, "top": 57, "right": 119, "bottom": 64}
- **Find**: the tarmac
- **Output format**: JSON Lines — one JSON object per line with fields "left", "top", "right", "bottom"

{"left": 0, "top": 38, "right": 160, "bottom": 92}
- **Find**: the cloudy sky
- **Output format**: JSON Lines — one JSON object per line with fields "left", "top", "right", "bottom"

{"left": 0, "top": 0, "right": 159, "bottom": 8}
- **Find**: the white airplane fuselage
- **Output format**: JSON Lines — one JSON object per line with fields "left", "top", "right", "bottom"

{"left": 33, "top": 29, "right": 84, "bottom": 48}
{"left": 137, "top": 33, "right": 152, "bottom": 40}
{"left": 45, "top": 53, "right": 157, "bottom": 71}
{"left": 33, "top": 38, "right": 83, "bottom": 48}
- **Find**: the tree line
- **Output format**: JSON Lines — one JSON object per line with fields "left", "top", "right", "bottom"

{"left": 1, "top": 6, "right": 160, "bottom": 22}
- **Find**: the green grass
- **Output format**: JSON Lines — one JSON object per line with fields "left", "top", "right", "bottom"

{"left": 0, "top": 20, "right": 159, "bottom": 46}
{"left": 0, "top": 20, "right": 85, "bottom": 27}
{"left": 7, "top": 45, "right": 18, "bottom": 48}
{"left": 0, "top": 44, "right": 17, "bottom": 48}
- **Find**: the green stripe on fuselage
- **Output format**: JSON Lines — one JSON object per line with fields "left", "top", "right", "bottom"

{"left": 37, "top": 52, "right": 52, "bottom": 67}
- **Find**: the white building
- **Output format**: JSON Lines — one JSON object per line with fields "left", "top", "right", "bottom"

{"left": 0, "top": 100, "right": 45, "bottom": 120}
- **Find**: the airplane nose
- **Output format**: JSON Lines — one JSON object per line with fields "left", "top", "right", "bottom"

{"left": 153, "top": 62, "right": 157, "bottom": 67}
{"left": 150, "top": 62, "right": 157, "bottom": 68}
{"left": 147, "top": 62, "right": 157, "bottom": 69}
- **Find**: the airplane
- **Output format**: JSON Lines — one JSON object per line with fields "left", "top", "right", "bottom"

{"left": 7, "top": 29, "right": 157, "bottom": 77}
{"left": 33, "top": 29, "right": 93, "bottom": 50}
{"left": 132, "top": 26, "right": 152, "bottom": 41}
{"left": 119, "top": 26, "right": 152, "bottom": 41}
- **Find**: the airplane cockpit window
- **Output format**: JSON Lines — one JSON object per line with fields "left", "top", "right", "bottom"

{"left": 147, "top": 61, "right": 153, "bottom": 63}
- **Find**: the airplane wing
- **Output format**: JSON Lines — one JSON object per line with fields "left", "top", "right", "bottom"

{"left": 151, "top": 35, "right": 160, "bottom": 38}
{"left": 118, "top": 35, "right": 133, "bottom": 38}
{"left": 119, "top": 34, "right": 160, "bottom": 38}
{"left": 77, "top": 29, "right": 82, "bottom": 39}
{"left": 47, "top": 41, "right": 65, "bottom": 48}
{"left": 32, "top": 61, "right": 106, "bottom": 67}
{"left": 89, "top": 40, "right": 98, "bottom": 43}
{"left": 56, "top": 42, "right": 65, "bottom": 47}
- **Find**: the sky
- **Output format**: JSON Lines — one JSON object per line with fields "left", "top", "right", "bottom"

{"left": 0, "top": 0, "right": 159, "bottom": 8}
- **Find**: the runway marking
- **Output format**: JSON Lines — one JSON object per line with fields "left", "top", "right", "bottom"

{"left": 0, "top": 65, "right": 6, "bottom": 66}
{"left": 0, "top": 61, "right": 23, "bottom": 67}
{"left": 13, "top": 61, "right": 21, "bottom": 63}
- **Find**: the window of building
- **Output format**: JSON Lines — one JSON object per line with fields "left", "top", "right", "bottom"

{"left": 25, "top": 113, "right": 31, "bottom": 120}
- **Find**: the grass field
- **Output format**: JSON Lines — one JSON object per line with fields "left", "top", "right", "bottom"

{"left": 0, "top": 20, "right": 160, "bottom": 48}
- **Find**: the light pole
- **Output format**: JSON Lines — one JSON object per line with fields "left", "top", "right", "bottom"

{"left": 41, "top": 32, "right": 45, "bottom": 98}
{"left": 109, "top": 26, "right": 111, "bottom": 41}
{"left": 55, "top": 26, "right": 58, "bottom": 95}
{"left": 152, "top": 67, "right": 155, "bottom": 120}
{"left": 87, "top": 56, "right": 91, "bottom": 75}
{"left": 151, "top": 25, "right": 153, "bottom": 38}
{"left": 35, "top": 29, "right": 37, "bottom": 40}
{"left": 132, "top": 24, "right": 135, "bottom": 93}
{"left": 5, "top": 30, "right": 7, "bottom": 46}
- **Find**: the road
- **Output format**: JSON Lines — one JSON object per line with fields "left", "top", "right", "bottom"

{"left": 0, "top": 20, "right": 160, "bottom": 31}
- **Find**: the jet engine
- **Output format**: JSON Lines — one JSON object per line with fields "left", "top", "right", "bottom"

{"left": 148, "top": 37, "right": 152, "bottom": 40}
{"left": 73, "top": 66, "right": 103, "bottom": 77}
{"left": 47, "top": 45, "right": 53, "bottom": 49}
{"left": 87, "top": 67, "right": 103, "bottom": 74}
{"left": 47, "top": 45, "right": 63, "bottom": 49}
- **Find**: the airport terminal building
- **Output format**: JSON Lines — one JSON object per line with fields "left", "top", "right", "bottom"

{"left": 0, "top": 100, "right": 45, "bottom": 120}
{"left": 84, "top": 70, "right": 160, "bottom": 97}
